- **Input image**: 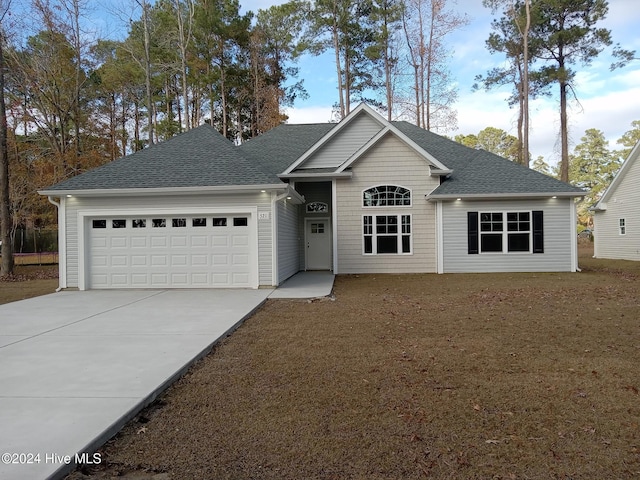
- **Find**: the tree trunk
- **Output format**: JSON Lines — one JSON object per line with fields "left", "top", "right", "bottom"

{"left": 559, "top": 77, "right": 569, "bottom": 182}
{"left": 0, "top": 31, "right": 14, "bottom": 276}
{"left": 522, "top": 0, "right": 530, "bottom": 167}
{"left": 332, "top": 19, "right": 345, "bottom": 119}
{"left": 142, "top": 0, "right": 154, "bottom": 145}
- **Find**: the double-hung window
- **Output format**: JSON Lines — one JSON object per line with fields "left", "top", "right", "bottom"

{"left": 362, "top": 185, "right": 412, "bottom": 255}
{"left": 363, "top": 214, "right": 411, "bottom": 254}
{"left": 469, "top": 211, "right": 543, "bottom": 254}
{"left": 619, "top": 218, "right": 626, "bottom": 235}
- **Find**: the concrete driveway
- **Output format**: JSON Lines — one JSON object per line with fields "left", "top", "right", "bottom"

{"left": 0, "top": 289, "right": 272, "bottom": 480}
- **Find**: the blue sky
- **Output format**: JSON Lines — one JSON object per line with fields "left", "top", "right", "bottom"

{"left": 83, "top": 0, "right": 640, "bottom": 165}
{"left": 241, "top": 0, "right": 640, "bottom": 165}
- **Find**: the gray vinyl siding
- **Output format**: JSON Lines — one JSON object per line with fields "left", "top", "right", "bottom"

{"left": 594, "top": 156, "right": 640, "bottom": 261}
{"left": 63, "top": 193, "right": 273, "bottom": 288}
{"left": 300, "top": 114, "right": 383, "bottom": 170}
{"left": 442, "top": 198, "right": 574, "bottom": 272}
{"left": 336, "top": 133, "right": 439, "bottom": 274}
{"left": 294, "top": 182, "right": 333, "bottom": 268}
{"left": 277, "top": 199, "right": 300, "bottom": 283}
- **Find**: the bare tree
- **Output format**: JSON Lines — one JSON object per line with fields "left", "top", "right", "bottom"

{"left": 401, "top": 0, "right": 467, "bottom": 131}
{"left": 172, "top": 0, "right": 194, "bottom": 131}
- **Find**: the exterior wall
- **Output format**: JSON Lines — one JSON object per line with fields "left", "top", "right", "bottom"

{"left": 441, "top": 197, "right": 575, "bottom": 272}
{"left": 335, "top": 133, "right": 439, "bottom": 274}
{"left": 594, "top": 157, "right": 640, "bottom": 261}
{"left": 301, "top": 113, "right": 383, "bottom": 170}
{"left": 294, "top": 182, "right": 333, "bottom": 269}
{"left": 63, "top": 192, "right": 274, "bottom": 288}
{"left": 276, "top": 199, "right": 300, "bottom": 284}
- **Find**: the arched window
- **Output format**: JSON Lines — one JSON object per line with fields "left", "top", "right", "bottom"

{"left": 363, "top": 185, "right": 411, "bottom": 207}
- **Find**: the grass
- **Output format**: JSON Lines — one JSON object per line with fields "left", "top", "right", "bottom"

{"left": 62, "top": 245, "right": 638, "bottom": 479}
{"left": 0, "top": 262, "right": 59, "bottom": 305}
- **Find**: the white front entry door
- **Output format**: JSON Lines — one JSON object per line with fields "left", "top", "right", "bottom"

{"left": 305, "top": 218, "right": 332, "bottom": 270}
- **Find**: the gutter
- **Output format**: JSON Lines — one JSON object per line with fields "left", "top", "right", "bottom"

{"left": 38, "top": 183, "right": 288, "bottom": 198}
{"left": 425, "top": 192, "right": 585, "bottom": 201}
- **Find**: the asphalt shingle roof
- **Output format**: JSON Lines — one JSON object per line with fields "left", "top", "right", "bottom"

{"left": 43, "top": 124, "right": 282, "bottom": 191}
{"left": 43, "top": 117, "right": 584, "bottom": 197}
{"left": 238, "top": 123, "right": 335, "bottom": 174}
{"left": 392, "top": 121, "right": 584, "bottom": 196}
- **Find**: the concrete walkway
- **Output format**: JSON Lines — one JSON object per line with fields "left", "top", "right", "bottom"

{"left": 0, "top": 289, "right": 271, "bottom": 480}
{"left": 269, "top": 271, "right": 335, "bottom": 299}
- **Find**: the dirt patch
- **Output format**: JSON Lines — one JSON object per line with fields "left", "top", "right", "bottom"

{"left": 68, "top": 247, "right": 640, "bottom": 479}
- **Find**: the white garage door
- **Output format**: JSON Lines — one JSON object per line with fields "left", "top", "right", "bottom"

{"left": 88, "top": 214, "right": 255, "bottom": 288}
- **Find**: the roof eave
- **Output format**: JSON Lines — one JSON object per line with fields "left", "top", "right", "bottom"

{"left": 39, "top": 183, "right": 288, "bottom": 197}
{"left": 278, "top": 172, "right": 353, "bottom": 179}
{"left": 426, "top": 192, "right": 585, "bottom": 201}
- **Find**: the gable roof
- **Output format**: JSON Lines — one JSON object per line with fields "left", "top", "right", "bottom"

{"left": 281, "top": 104, "right": 387, "bottom": 174}
{"left": 40, "top": 124, "right": 284, "bottom": 195}
{"left": 592, "top": 140, "right": 640, "bottom": 211}
{"left": 392, "top": 122, "right": 585, "bottom": 198}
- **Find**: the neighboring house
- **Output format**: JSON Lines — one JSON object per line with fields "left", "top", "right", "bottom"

{"left": 39, "top": 104, "right": 584, "bottom": 290}
{"left": 592, "top": 141, "right": 640, "bottom": 261}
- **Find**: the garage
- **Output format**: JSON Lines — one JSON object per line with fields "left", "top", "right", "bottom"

{"left": 87, "top": 213, "right": 256, "bottom": 289}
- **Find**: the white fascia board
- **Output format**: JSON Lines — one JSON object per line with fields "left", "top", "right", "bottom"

{"left": 426, "top": 192, "right": 585, "bottom": 201}
{"left": 278, "top": 172, "right": 353, "bottom": 179}
{"left": 282, "top": 103, "right": 386, "bottom": 175}
{"left": 38, "top": 184, "right": 287, "bottom": 197}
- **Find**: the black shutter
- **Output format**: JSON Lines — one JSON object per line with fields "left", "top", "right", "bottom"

{"left": 468, "top": 212, "right": 479, "bottom": 254}
{"left": 532, "top": 210, "right": 544, "bottom": 253}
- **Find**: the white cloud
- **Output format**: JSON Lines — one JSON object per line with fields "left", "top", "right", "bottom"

{"left": 284, "top": 106, "right": 334, "bottom": 124}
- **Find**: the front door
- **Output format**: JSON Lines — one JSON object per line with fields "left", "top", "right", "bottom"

{"left": 305, "top": 218, "right": 331, "bottom": 270}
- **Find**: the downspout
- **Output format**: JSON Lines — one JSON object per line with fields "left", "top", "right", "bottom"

{"left": 47, "top": 196, "right": 66, "bottom": 291}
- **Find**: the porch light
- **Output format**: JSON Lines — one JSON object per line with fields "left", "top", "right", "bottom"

{"left": 552, "top": 196, "right": 557, "bottom": 199}
{"left": 456, "top": 198, "right": 461, "bottom": 201}
{"left": 286, "top": 196, "right": 292, "bottom": 200}
{"left": 261, "top": 190, "right": 266, "bottom": 193}
{"left": 67, "top": 195, "right": 73, "bottom": 198}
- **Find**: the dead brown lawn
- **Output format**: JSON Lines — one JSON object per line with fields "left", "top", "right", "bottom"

{"left": 70, "top": 244, "right": 640, "bottom": 479}
{"left": 0, "top": 264, "right": 59, "bottom": 305}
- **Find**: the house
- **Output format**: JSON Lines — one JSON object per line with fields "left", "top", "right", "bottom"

{"left": 592, "top": 141, "right": 640, "bottom": 261}
{"left": 39, "top": 104, "right": 585, "bottom": 290}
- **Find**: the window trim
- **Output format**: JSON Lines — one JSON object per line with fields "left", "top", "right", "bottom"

{"left": 362, "top": 214, "right": 413, "bottom": 255}
{"left": 469, "top": 210, "right": 543, "bottom": 255}
{"left": 619, "top": 218, "right": 626, "bottom": 235}
{"left": 362, "top": 185, "right": 412, "bottom": 208}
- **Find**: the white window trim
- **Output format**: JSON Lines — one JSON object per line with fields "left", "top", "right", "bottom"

{"left": 479, "top": 210, "right": 533, "bottom": 255}
{"left": 362, "top": 214, "right": 413, "bottom": 255}
{"left": 362, "top": 185, "right": 412, "bottom": 208}
{"left": 619, "top": 218, "right": 626, "bottom": 235}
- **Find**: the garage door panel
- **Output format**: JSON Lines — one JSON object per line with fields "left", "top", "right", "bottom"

{"left": 232, "top": 235, "right": 249, "bottom": 247}
{"left": 191, "top": 254, "right": 208, "bottom": 266}
{"left": 170, "top": 273, "right": 189, "bottom": 286}
{"left": 232, "top": 254, "right": 249, "bottom": 265}
{"left": 131, "top": 255, "right": 147, "bottom": 266}
{"left": 110, "top": 255, "right": 128, "bottom": 267}
{"left": 171, "top": 255, "right": 188, "bottom": 266}
{"left": 88, "top": 213, "right": 255, "bottom": 289}
{"left": 110, "top": 237, "right": 128, "bottom": 248}
{"left": 191, "top": 236, "right": 208, "bottom": 247}
{"left": 151, "top": 236, "right": 167, "bottom": 248}
{"left": 131, "top": 237, "right": 147, "bottom": 248}
{"left": 171, "top": 236, "right": 188, "bottom": 248}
